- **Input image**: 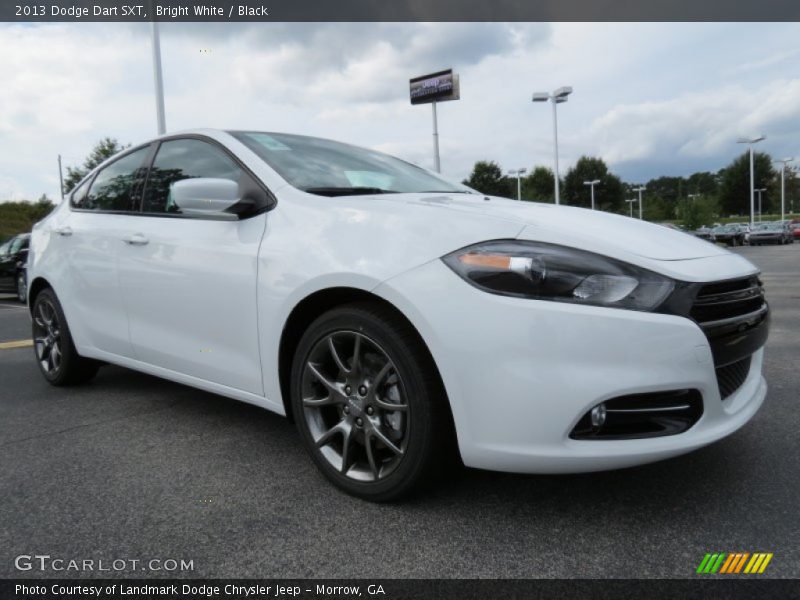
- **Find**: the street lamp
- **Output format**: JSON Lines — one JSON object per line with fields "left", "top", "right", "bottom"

{"left": 736, "top": 135, "right": 766, "bottom": 227}
{"left": 625, "top": 198, "right": 637, "bottom": 218}
{"left": 583, "top": 179, "right": 600, "bottom": 210}
{"left": 508, "top": 168, "right": 527, "bottom": 201}
{"left": 533, "top": 86, "right": 573, "bottom": 205}
{"left": 775, "top": 157, "right": 794, "bottom": 222}
{"left": 755, "top": 187, "right": 767, "bottom": 221}
{"left": 632, "top": 186, "right": 646, "bottom": 220}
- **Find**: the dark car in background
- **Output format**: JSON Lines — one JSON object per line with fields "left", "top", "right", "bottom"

{"left": 0, "top": 233, "right": 30, "bottom": 302}
{"left": 712, "top": 224, "right": 747, "bottom": 247}
{"left": 749, "top": 221, "right": 793, "bottom": 245}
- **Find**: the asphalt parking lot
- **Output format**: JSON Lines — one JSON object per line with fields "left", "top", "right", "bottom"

{"left": 0, "top": 244, "right": 798, "bottom": 579}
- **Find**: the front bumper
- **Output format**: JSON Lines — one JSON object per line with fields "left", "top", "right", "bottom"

{"left": 376, "top": 259, "right": 767, "bottom": 474}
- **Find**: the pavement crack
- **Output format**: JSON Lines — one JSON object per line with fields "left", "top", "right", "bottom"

{"left": 0, "top": 399, "right": 185, "bottom": 448}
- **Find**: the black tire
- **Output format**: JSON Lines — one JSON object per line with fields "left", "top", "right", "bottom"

{"left": 16, "top": 272, "right": 27, "bottom": 303}
{"left": 31, "top": 287, "right": 100, "bottom": 386}
{"left": 290, "top": 302, "right": 454, "bottom": 501}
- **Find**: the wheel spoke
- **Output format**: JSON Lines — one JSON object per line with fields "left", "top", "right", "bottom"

{"left": 373, "top": 396, "right": 408, "bottom": 412}
{"left": 372, "top": 361, "right": 393, "bottom": 388}
{"left": 350, "top": 334, "right": 362, "bottom": 374}
{"left": 340, "top": 424, "right": 355, "bottom": 474}
{"left": 328, "top": 336, "right": 349, "bottom": 374}
{"left": 50, "top": 343, "right": 61, "bottom": 369}
{"left": 302, "top": 394, "right": 344, "bottom": 407}
{"left": 315, "top": 421, "right": 346, "bottom": 449}
{"left": 307, "top": 363, "right": 344, "bottom": 399}
{"left": 368, "top": 422, "right": 404, "bottom": 456}
{"left": 364, "top": 432, "right": 380, "bottom": 480}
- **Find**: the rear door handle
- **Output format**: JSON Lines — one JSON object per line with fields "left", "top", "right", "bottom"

{"left": 54, "top": 226, "right": 72, "bottom": 237}
{"left": 123, "top": 233, "right": 149, "bottom": 246}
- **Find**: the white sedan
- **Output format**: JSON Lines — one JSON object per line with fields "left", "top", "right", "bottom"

{"left": 27, "top": 129, "right": 769, "bottom": 500}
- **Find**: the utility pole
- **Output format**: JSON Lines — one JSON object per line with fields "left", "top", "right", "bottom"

{"left": 150, "top": 20, "right": 167, "bottom": 135}
{"left": 58, "top": 154, "right": 64, "bottom": 200}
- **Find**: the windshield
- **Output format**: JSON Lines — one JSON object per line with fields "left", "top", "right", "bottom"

{"left": 230, "top": 131, "right": 471, "bottom": 196}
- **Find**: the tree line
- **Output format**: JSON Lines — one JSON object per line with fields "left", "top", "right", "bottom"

{"left": 462, "top": 152, "right": 800, "bottom": 229}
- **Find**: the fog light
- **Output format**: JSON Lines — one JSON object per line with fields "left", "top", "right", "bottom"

{"left": 590, "top": 403, "right": 607, "bottom": 428}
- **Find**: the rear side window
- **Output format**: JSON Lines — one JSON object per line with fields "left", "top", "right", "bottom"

{"left": 142, "top": 139, "right": 246, "bottom": 214}
{"left": 79, "top": 146, "right": 150, "bottom": 212}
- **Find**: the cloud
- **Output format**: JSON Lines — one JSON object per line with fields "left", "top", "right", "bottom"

{"left": 585, "top": 79, "right": 800, "bottom": 172}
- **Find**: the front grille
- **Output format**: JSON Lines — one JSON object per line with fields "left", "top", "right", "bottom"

{"left": 690, "top": 276, "right": 764, "bottom": 324}
{"left": 716, "top": 356, "right": 752, "bottom": 400}
{"left": 685, "top": 276, "right": 767, "bottom": 401}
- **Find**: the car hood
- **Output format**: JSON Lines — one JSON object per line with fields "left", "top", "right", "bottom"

{"left": 383, "top": 193, "right": 729, "bottom": 261}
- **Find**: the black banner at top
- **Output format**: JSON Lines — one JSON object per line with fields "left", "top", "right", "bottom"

{"left": 4, "top": 0, "right": 800, "bottom": 22}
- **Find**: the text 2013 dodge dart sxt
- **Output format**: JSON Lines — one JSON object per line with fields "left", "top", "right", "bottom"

{"left": 26, "top": 129, "right": 769, "bottom": 500}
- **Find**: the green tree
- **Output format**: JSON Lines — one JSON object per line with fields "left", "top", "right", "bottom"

{"left": 520, "top": 166, "right": 555, "bottom": 202}
{"left": 718, "top": 151, "right": 776, "bottom": 217}
{"left": 462, "top": 161, "right": 513, "bottom": 198}
{"left": 678, "top": 194, "right": 719, "bottom": 230}
{"left": 562, "top": 156, "right": 624, "bottom": 212}
{"left": 0, "top": 196, "right": 56, "bottom": 242}
{"left": 63, "top": 137, "right": 130, "bottom": 194}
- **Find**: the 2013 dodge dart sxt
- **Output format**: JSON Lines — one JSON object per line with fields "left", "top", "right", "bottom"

{"left": 26, "top": 129, "right": 769, "bottom": 500}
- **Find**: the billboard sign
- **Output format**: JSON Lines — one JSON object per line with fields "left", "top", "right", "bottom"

{"left": 409, "top": 69, "right": 460, "bottom": 105}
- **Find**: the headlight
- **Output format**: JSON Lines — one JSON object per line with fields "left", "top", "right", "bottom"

{"left": 442, "top": 240, "right": 675, "bottom": 311}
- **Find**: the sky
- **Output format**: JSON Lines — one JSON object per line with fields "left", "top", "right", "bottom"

{"left": 1, "top": 22, "right": 800, "bottom": 202}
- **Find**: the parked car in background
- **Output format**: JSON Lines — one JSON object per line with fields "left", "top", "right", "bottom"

{"left": 693, "top": 226, "right": 716, "bottom": 243}
{"left": 712, "top": 224, "right": 747, "bottom": 247}
{"left": 749, "top": 221, "right": 793, "bottom": 245}
{"left": 790, "top": 218, "right": 800, "bottom": 240}
{"left": 0, "top": 233, "right": 30, "bottom": 302}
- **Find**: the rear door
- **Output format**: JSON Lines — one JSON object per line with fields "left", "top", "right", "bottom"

{"left": 116, "top": 137, "right": 268, "bottom": 395}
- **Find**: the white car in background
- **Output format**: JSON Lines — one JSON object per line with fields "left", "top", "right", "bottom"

{"left": 26, "top": 130, "right": 770, "bottom": 500}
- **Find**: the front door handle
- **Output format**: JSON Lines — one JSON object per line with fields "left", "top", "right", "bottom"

{"left": 123, "top": 233, "right": 149, "bottom": 246}
{"left": 53, "top": 226, "right": 73, "bottom": 237}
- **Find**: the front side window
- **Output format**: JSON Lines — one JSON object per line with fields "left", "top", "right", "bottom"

{"left": 142, "top": 139, "right": 246, "bottom": 214}
{"left": 81, "top": 146, "right": 150, "bottom": 212}
{"left": 230, "top": 131, "right": 471, "bottom": 196}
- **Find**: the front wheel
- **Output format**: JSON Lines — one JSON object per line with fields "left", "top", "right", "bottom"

{"left": 32, "top": 288, "right": 100, "bottom": 386}
{"left": 291, "top": 303, "right": 453, "bottom": 501}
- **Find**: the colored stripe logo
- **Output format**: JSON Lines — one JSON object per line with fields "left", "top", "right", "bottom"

{"left": 696, "top": 552, "right": 773, "bottom": 574}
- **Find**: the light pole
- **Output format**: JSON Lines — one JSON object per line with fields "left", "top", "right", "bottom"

{"left": 626, "top": 198, "right": 637, "bottom": 218}
{"left": 755, "top": 187, "right": 766, "bottom": 221}
{"left": 583, "top": 179, "right": 600, "bottom": 210}
{"left": 533, "top": 86, "right": 572, "bottom": 205}
{"left": 736, "top": 135, "right": 766, "bottom": 227}
{"left": 150, "top": 19, "right": 167, "bottom": 135}
{"left": 508, "top": 168, "right": 527, "bottom": 201}
{"left": 775, "top": 157, "right": 794, "bottom": 222}
{"left": 633, "top": 186, "right": 646, "bottom": 220}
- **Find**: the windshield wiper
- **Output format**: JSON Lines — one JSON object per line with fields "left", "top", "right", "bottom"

{"left": 303, "top": 186, "right": 399, "bottom": 197}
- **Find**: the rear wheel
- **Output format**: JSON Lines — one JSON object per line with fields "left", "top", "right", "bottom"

{"left": 16, "top": 272, "right": 27, "bottom": 303}
{"left": 32, "top": 288, "right": 100, "bottom": 386}
{"left": 291, "top": 303, "right": 453, "bottom": 501}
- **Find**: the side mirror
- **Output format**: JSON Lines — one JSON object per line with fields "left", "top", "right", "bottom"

{"left": 171, "top": 178, "right": 240, "bottom": 218}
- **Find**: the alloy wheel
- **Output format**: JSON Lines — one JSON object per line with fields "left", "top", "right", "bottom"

{"left": 301, "top": 331, "right": 409, "bottom": 482}
{"left": 33, "top": 299, "right": 62, "bottom": 375}
{"left": 17, "top": 274, "right": 27, "bottom": 303}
